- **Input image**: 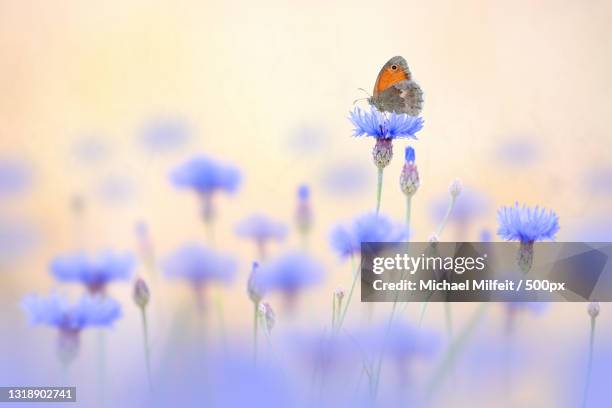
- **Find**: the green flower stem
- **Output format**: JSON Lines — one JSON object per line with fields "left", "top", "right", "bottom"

{"left": 97, "top": 329, "right": 106, "bottom": 408}
{"left": 215, "top": 292, "right": 227, "bottom": 352}
{"left": 436, "top": 195, "right": 457, "bottom": 238}
{"left": 582, "top": 315, "right": 597, "bottom": 408}
{"left": 426, "top": 303, "right": 488, "bottom": 400}
{"left": 331, "top": 294, "right": 337, "bottom": 330}
{"left": 337, "top": 256, "right": 359, "bottom": 331}
{"left": 376, "top": 167, "right": 384, "bottom": 214}
{"left": 405, "top": 194, "right": 412, "bottom": 230}
{"left": 444, "top": 302, "right": 453, "bottom": 339}
{"left": 140, "top": 306, "right": 153, "bottom": 390}
{"left": 253, "top": 301, "right": 259, "bottom": 364}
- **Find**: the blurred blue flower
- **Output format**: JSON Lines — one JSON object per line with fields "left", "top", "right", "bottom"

{"left": 149, "top": 347, "right": 298, "bottom": 408}
{"left": 162, "top": 243, "right": 237, "bottom": 285}
{"left": 22, "top": 293, "right": 121, "bottom": 330}
{"left": 254, "top": 251, "right": 324, "bottom": 295}
{"left": 359, "top": 320, "right": 439, "bottom": 361}
{"left": 0, "top": 158, "right": 31, "bottom": 198}
{"left": 430, "top": 186, "right": 490, "bottom": 225}
{"left": 235, "top": 214, "right": 288, "bottom": 243}
{"left": 497, "top": 203, "right": 559, "bottom": 242}
{"left": 50, "top": 251, "right": 135, "bottom": 293}
{"left": 170, "top": 155, "right": 241, "bottom": 195}
{"left": 349, "top": 107, "right": 423, "bottom": 140}
{"left": 139, "top": 118, "right": 191, "bottom": 153}
{"left": 330, "top": 212, "right": 408, "bottom": 258}
{"left": 297, "top": 184, "right": 310, "bottom": 201}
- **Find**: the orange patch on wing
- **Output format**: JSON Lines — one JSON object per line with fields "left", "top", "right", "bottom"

{"left": 373, "top": 68, "right": 409, "bottom": 96}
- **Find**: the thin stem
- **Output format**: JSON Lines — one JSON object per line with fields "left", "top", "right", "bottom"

{"left": 375, "top": 167, "right": 384, "bottom": 214}
{"left": 372, "top": 299, "right": 399, "bottom": 398}
{"left": 253, "top": 301, "right": 259, "bottom": 364}
{"left": 405, "top": 194, "right": 412, "bottom": 230}
{"left": 332, "top": 294, "right": 337, "bottom": 330}
{"left": 140, "top": 307, "right": 153, "bottom": 390}
{"left": 215, "top": 292, "right": 227, "bottom": 352}
{"left": 96, "top": 329, "right": 106, "bottom": 408}
{"left": 426, "top": 303, "right": 488, "bottom": 400}
{"left": 436, "top": 196, "right": 457, "bottom": 238}
{"left": 444, "top": 302, "right": 453, "bottom": 339}
{"left": 582, "top": 316, "right": 597, "bottom": 408}
{"left": 337, "top": 256, "right": 359, "bottom": 331}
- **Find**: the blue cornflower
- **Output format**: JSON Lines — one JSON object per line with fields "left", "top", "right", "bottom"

{"left": 50, "top": 251, "right": 135, "bottom": 293}
{"left": 162, "top": 243, "right": 237, "bottom": 286}
{"left": 330, "top": 212, "right": 408, "bottom": 258}
{"left": 254, "top": 251, "right": 324, "bottom": 296}
{"left": 170, "top": 155, "right": 240, "bottom": 195}
{"left": 22, "top": 293, "right": 122, "bottom": 330}
{"left": 349, "top": 107, "right": 423, "bottom": 140}
{"left": 297, "top": 184, "right": 310, "bottom": 201}
{"left": 22, "top": 293, "right": 121, "bottom": 365}
{"left": 497, "top": 203, "right": 559, "bottom": 242}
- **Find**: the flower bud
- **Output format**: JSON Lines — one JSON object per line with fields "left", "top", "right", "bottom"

{"left": 588, "top": 302, "right": 600, "bottom": 318}
{"left": 334, "top": 288, "right": 345, "bottom": 301}
{"left": 247, "top": 261, "right": 263, "bottom": 304}
{"left": 449, "top": 179, "right": 462, "bottom": 198}
{"left": 295, "top": 184, "right": 313, "bottom": 234}
{"left": 372, "top": 139, "right": 393, "bottom": 169}
{"left": 400, "top": 147, "right": 420, "bottom": 196}
{"left": 133, "top": 277, "right": 150, "bottom": 309}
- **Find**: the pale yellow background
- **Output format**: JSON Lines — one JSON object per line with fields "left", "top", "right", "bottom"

{"left": 1, "top": 1, "right": 611, "bottom": 406}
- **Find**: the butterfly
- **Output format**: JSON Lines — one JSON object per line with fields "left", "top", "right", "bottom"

{"left": 368, "top": 56, "right": 423, "bottom": 116}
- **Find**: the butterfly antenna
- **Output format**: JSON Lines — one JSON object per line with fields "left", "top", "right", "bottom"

{"left": 357, "top": 88, "right": 372, "bottom": 97}
{"left": 353, "top": 88, "right": 373, "bottom": 104}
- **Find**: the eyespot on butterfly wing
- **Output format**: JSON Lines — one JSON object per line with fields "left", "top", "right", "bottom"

{"left": 368, "top": 56, "right": 424, "bottom": 116}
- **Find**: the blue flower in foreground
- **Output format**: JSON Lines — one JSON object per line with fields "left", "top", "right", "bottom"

{"left": 497, "top": 203, "right": 559, "bottom": 242}
{"left": 235, "top": 214, "right": 288, "bottom": 243}
{"left": 349, "top": 107, "right": 423, "bottom": 140}
{"left": 162, "top": 243, "right": 237, "bottom": 286}
{"left": 330, "top": 212, "right": 408, "bottom": 258}
{"left": 22, "top": 293, "right": 121, "bottom": 365}
{"left": 170, "top": 155, "right": 241, "bottom": 195}
{"left": 22, "top": 293, "right": 122, "bottom": 330}
{"left": 51, "top": 251, "right": 135, "bottom": 293}
{"left": 359, "top": 320, "right": 439, "bottom": 362}
{"left": 255, "top": 251, "right": 324, "bottom": 296}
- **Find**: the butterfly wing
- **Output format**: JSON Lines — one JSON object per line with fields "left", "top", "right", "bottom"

{"left": 369, "top": 80, "right": 423, "bottom": 116}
